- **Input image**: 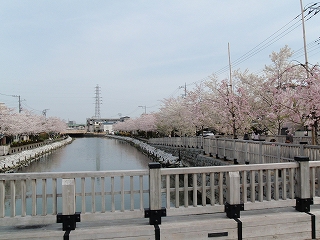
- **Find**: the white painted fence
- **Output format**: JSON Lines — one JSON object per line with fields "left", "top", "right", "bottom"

{"left": 1, "top": 159, "right": 320, "bottom": 227}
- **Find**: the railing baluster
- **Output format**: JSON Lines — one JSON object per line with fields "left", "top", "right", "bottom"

{"left": 210, "top": 172, "right": 215, "bottom": 205}
{"left": 219, "top": 172, "right": 223, "bottom": 205}
{"left": 193, "top": 173, "right": 197, "bottom": 207}
{"left": 42, "top": 179, "right": 47, "bottom": 216}
{"left": 166, "top": 174, "right": 170, "bottom": 208}
{"left": 0, "top": 180, "right": 5, "bottom": 217}
{"left": 32, "top": 179, "right": 36, "bottom": 216}
{"left": 184, "top": 173, "right": 188, "bottom": 207}
{"left": 202, "top": 173, "right": 206, "bottom": 206}
{"left": 242, "top": 170, "right": 247, "bottom": 203}
{"left": 91, "top": 177, "right": 95, "bottom": 213}
{"left": 121, "top": 176, "right": 124, "bottom": 212}
{"left": 258, "top": 169, "right": 263, "bottom": 202}
{"left": 274, "top": 169, "right": 279, "bottom": 200}
{"left": 282, "top": 169, "right": 287, "bottom": 200}
{"left": 101, "top": 177, "right": 105, "bottom": 213}
{"left": 310, "top": 167, "right": 315, "bottom": 198}
{"left": 81, "top": 177, "right": 86, "bottom": 213}
{"left": 21, "top": 180, "right": 26, "bottom": 217}
{"left": 175, "top": 174, "right": 179, "bottom": 208}
{"left": 10, "top": 180, "right": 16, "bottom": 217}
{"left": 140, "top": 175, "right": 144, "bottom": 211}
{"left": 289, "top": 168, "right": 295, "bottom": 199}
{"left": 52, "top": 178, "right": 57, "bottom": 214}
{"left": 250, "top": 170, "right": 255, "bottom": 202}
{"left": 111, "top": 176, "right": 115, "bottom": 212}
{"left": 130, "top": 176, "right": 134, "bottom": 211}
{"left": 266, "top": 169, "right": 271, "bottom": 201}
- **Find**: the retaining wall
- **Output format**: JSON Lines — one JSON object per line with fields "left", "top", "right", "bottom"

{"left": 151, "top": 145, "right": 231, "bottom": 167}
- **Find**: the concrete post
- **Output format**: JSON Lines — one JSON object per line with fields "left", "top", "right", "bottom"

{"left": 226, "top": 172, "right": 240, "bottom": 205}
{"left": 295, "top": 156, "right": 313, "bottom": 212}
{"left": 225, "top": 171, "right": 243, "bottom": 218}
{"left": 145, "top": 162, "right": 166, "bottom": 225}
{"left": 57, "top": 178, "right": 80, "bottom": 231}
{"left": 62, "top": 179, "right": 75, "bottom": 215}
{"left": 149, "top": 163, "right": 161, "bottom": 211}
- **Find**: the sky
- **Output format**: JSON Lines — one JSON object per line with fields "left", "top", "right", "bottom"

{"left": 0, "top": 1, "right": 319, "bottom": 124}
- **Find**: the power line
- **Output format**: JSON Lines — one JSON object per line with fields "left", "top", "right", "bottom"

{"left": 175, "top": 3, "right": 319, "bottom": 89}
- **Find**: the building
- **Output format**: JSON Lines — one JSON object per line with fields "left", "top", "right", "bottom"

{"left": 67, "top": 121, "right": 86, "bottom": 130}
{"left": 86, "top": 117, "right": 130, "bottom": 134}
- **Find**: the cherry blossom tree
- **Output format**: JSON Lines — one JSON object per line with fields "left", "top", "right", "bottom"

{"left": 156, "top": 97, "right": 194, "bottom": 136}
{"left": 112, "top": 45, "right": 319, "bottom": 143}
{"left": 184, "top": 83, "right": 214, "bottom": 135}
{"left": 205, "top": 76, "right": 251, "bottom": 137}
{"left": 136, "top": 113, "right": 157, "bottom": 133}
{"left": 282, "top": 65, "right": 320, "bottom": 144}
{"left": 0, "top": 104, "right": 66, "bottom": 143}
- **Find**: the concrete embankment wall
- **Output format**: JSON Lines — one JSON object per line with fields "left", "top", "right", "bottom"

{"left": 150, "top": 145, "right": 231, "bottom": 167}
{"left": 0, "top": 137, "right": 73, "bottom": 173}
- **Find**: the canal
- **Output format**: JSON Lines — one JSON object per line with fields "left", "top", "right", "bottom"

{"left": 17, "top": 137, "right": 151, "bottom": 173}
{"left": 4, "top": 137, "right": 153, "bottom": 216}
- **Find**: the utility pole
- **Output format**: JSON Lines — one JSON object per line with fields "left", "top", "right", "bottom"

{"left": 179, "top": 83, "right": 187, "bottom": 98}
{"left": 228, "top": 42, "right": 237, "bottom": 138}
{"left": 42, "top": 109, "right": 49, "bottom": 118}
{"left": 12, "top": 95, "right": 22, "bottom": 113}
{"left": 300, "top": 0, "right": 309, "bottom": 77}
{"left": 228, "top": 42, "right": 233, "bottom": 93}
{"left": 138, "top": 105, "right": 147, "bottom": 114}
{"left": 300, "top": 0, "right": 318, "bottom": 144}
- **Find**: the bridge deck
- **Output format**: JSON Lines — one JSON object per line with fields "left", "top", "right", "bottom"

{"left": 1, "top": 206, "right": 319, "bottom": 240}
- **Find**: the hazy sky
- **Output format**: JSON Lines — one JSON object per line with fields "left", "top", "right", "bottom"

{"left": 1, "top": 1, "right": 319, "bottom": 123}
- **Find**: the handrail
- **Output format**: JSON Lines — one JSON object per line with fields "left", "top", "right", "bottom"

{"left": 0, "top": 160, "right": 319, "bottom": 227}
{"left": 148, "top": 136, "right": 320, "bottom": 163}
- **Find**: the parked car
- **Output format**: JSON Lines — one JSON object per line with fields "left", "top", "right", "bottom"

{"left": 202, "top": 131, "right": 215, "bottom": 137}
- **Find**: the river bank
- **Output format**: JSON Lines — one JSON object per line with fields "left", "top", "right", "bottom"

{"left": 105, "top": 135, "right": 180, "bottom": 167}
{"left": 0, "top": 136, "right": 73, "bottom": 173}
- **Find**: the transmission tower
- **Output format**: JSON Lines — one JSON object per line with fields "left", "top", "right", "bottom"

{"left": 42, "top": 109, "right": 49, "bottom": 118}
{"left": 94, "top": 84, "right": 102, "bottom": 119}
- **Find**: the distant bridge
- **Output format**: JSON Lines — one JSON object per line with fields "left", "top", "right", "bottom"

{"left": 62, "top": 129, "right": 87, "bottom": 136}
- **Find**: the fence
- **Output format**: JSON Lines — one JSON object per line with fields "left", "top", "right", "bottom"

{"left": 149, "top": 136, "right": 320, "bottom": 164}
{"left": 1, "top": 158, "right": 320, "bottom": 228}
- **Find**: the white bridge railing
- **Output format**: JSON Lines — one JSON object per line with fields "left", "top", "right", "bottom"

{"left": 148, "top": 136, "right": 320, "bottom": 163}
{"left": 1, "top": 158, "right": 320, "bottom": 227}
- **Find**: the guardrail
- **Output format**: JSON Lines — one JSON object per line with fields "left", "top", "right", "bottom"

{"left": 148, "top": 136, "right": 320, "bottom": 163}
{"left": 1, "top": 158, "right": 320, "bottom": 229}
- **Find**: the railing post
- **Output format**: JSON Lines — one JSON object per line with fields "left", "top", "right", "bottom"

{"left": 295, "top": 156, "right": 313, "bottom": 212}
{"left": 145, "top": 162, "right": 166, "bottom": 225}
{"left": 57, "top": 178, "right": 81, "bottom": 233}
{"left": 299, "top": 142, "right": 307, "bottom": 156}
{"left": 225, "top": 171, "right": 243, "bottom": 218}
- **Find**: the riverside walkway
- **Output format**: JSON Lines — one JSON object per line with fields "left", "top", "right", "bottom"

{"left": 1, "top": 136, "right": 320, "bottom": 239}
